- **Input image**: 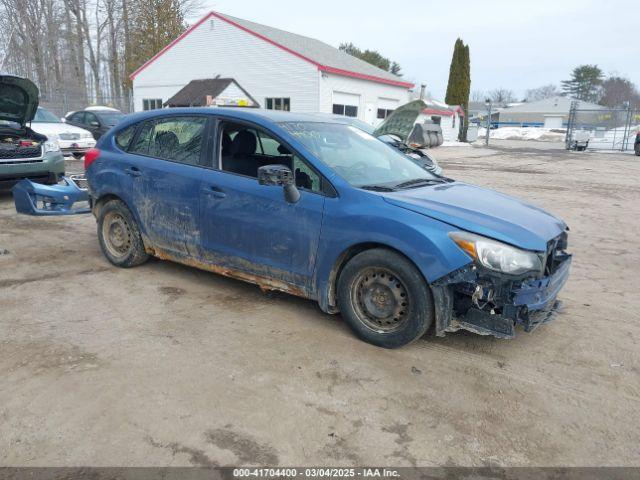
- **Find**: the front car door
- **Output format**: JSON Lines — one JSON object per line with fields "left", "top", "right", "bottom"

{"left": 84, "top": 111, "right": 102, "bottom": 140}
{"left": 198, "top": 119, "right": 327, "bottom": 295}
{"left": 125, "top": 115, "right": 209, "bottom": 257}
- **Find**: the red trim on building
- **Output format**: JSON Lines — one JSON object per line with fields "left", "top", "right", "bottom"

{"left": 129, "top": 11, "right": 415, "bottom": 89}
{"left": 318, "top": 66, "right": 414, "bottom": 88}
{"left": 423, "top": 108, "right": 455, "bottom": 117}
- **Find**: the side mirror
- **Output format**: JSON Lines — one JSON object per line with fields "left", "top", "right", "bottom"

{"left": 258, "top": 164, "right": 300, "bottom": 203}
{"left": 90, "top": 121, "right": 100, "bottom": 128}
{"left": 60, "top": 117, "right": 66, "bottom": 123}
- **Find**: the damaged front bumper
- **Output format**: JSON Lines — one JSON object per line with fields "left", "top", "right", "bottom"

{"left": 12, "top": 175, "right": 91, "bottom": 215}
{"left": 431, "top": 253, "right": 572, "bottom": 339}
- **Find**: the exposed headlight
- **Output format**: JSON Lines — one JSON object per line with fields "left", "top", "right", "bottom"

{"left": 44, "top": 137, "right": 60, "bottom": 153}
{"left": 449, "top": 231, "right": 543, "bottom": 275}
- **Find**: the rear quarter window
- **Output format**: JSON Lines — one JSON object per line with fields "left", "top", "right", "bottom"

{"left": 115, "top": 125, "right": 137, "bottom": 151}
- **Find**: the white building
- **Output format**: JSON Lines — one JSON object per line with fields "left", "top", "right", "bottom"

{"left": 417, "top": 100, "right": 465, "bottom": 142}
{"left": 130, "top": 11, "right": 413, "bottom": 125}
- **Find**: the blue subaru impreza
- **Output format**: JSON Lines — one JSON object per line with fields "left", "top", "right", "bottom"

{"left": 13, "top": 108, "right": 571, "bottom": 348}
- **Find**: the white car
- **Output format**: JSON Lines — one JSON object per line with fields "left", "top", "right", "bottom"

{"left": 31, "top": 107, "right": 96, "bottom": 158}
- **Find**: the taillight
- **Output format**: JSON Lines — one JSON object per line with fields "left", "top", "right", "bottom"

{"left": 84, "top": 148, "right": 101, "bottom": 170}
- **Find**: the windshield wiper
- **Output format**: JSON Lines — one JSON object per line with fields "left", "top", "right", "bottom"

{"left": 394, "top": 178, "right": 446, "bottom": 189}
{"left": 360, "top": 184, "right": 396, "bottom": 192}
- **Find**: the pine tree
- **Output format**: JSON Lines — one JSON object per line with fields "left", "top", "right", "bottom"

{"left": 445, "top": 38, "right": 471, "bottom": 141}
{"left": 125, "top": 0, "right": 187, "bottom": 86}
{"left": 561, "top": 65, "right": 604, "bottom": 102}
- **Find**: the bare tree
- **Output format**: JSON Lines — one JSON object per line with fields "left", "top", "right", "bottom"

{"left": 525, "top": 84, "right": 560, "bottom": 102}
{"left": 488, "top": 88, "right": 516, "bottom": 104}
{"left": 470, "top": 90, "right": 486, "bottom": 102}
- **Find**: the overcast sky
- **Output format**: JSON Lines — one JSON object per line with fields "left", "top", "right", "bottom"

{"left": 192, "top": 0, "right": 638, "bottom": 101}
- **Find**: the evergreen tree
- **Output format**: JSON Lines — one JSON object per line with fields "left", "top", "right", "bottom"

{"left": 445, "top": 38, "right": 471, "bottom": 141}
{"left": 126, "top": 0, "right": 187, "bottom": 86}
{"left": 561, "top": 65, "right": 604, "bottom": 102}
{"left": 339, "top": 42, "right": 401, "bottom": 76}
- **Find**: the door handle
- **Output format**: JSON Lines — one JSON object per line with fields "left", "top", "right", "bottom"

{"left": 125, "top": 166, "right": 141, "bottom": 177}
{"left": 203, "top": 185, "right": 226, "bottom": 199}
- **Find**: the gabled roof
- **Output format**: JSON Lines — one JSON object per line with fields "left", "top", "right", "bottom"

{"left": 130, "top": 11, "right": 413, "bottom": 89}
{"left": 164, "top": 78, "right": 258, "bottom": 107}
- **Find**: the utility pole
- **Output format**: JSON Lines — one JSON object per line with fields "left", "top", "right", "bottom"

{"left": 484, "top": 99, "right": 492, "bottom": 146}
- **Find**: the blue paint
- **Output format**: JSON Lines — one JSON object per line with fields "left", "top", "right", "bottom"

{"left": 18, "top": 107, "right": 572, "bottom": 337}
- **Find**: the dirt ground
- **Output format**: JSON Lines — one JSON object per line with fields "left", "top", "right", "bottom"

{"left": 1, "top": 141, "right": 639, "bottom": 467}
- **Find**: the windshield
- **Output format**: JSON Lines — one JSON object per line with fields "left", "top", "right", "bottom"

{"left": 95, "top": 111, "right": 124, "bottom": 126}
{"left": 280, "top": 122, "right": 436, "bottom": 188}
{"left": 32, "top": 108, "right": 61, "bottom": 123}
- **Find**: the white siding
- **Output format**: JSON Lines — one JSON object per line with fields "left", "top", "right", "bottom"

{"left": 133, "top": 17, "right": 319, "bottom": 112}
{"left": 319, "top": 73, "right": 410, "bottom": 126}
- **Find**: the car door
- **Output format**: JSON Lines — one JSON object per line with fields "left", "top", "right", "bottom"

{"left": 198, "top": 120, "right": 326, "bottom": 293}
{"left": 125, "top": 115, "right": 209, "bottom": 257}
{"left": 66, "top": 112, "right": 85, "bottom": 129}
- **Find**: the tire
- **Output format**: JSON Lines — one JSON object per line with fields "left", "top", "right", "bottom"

{"left": 97, "top": 199, "right": 149, "bottom": 268}
{"left": 635, "top": 144, "right": 640, "bottom": 156}
{"left": 337, "top": 248, "right": 434, "bottom": 348}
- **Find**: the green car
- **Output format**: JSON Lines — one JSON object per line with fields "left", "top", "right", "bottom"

{"left": 0, "top": 74, "right": 65, "bottom": 188}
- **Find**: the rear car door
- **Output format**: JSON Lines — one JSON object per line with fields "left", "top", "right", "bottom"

{"left": 125, "top": 115, "right": 209, "bottom": 256}
{"left": 198, "top": 120, "right": 326, "bottom": 293}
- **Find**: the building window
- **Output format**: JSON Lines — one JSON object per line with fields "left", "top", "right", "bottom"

{"left": 377, "top": 108, "right": 394, "bottom": 119}
{"left": 333, "top": 104, "right": 358, "bottom": 118}
{"left": 265, "top": 97, "right": 290, "bottom": 111}
{"left": 143, "top": 99, "right": 163, "bottom": 111}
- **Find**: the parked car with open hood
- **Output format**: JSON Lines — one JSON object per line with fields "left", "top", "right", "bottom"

{"left": 13, "top": 108, "right": 572, "bottom": 348}
{"left": 325, "top": 112, "right": 443, "bottom": 175}
{"left": 31, "top": 107, "right": 96, "bottom": 159}
{"left": 64, "top": 107, "right": 125, "bottom": 140}
{"left": 0, "top": 74, "right": 65, "bottom": 187}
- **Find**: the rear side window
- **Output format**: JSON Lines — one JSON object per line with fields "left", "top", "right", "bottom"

{"left": 148, "top": 116, "right": 206, "bottom": 165}
{"left": 115, "top": 125, "right": 136, "bottom": 150}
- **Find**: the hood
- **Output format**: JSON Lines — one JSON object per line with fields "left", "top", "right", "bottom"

{"left": 31, "top": 122, "right": 91, "bottom": 136}
{"left": 0, "top": 74, "right": 39, "bottom": 126}
{"left": 373, "top": 100, "right": 426, "bottom": 141}
{"left": 383, "top": 182, "right": 566, "bottom": 251}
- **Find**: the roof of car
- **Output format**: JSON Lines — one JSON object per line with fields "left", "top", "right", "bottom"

{"left": 119, "top": 107, "right": 358, "bottom": 128}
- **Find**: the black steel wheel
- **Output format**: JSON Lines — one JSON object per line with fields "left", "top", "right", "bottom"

{"left": 97, "top": 199, "right": 149, "bottom": 268}
{"left": 337, "top": 248, "right": 434, "bottom": 348}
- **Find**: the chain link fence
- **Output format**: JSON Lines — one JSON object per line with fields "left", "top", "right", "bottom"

{"left": 566, "top": 101, "right": 640, "bottom": 151}
{"left": 38, "top": 90, "right": 133, "bottom": 119}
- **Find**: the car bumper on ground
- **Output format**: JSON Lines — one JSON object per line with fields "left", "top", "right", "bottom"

{"left": 12, "top": 175, "right": 90, "bottom": 215}
{"left": 432, "top": 253, "right": 572, "bottom": 339}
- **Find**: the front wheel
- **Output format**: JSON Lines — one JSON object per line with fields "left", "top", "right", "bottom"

{"left": 97, "top": 199, "right": 149, "bottom": 268}
{"left": 337, "top": 248, "right": 434, "bottom": 348}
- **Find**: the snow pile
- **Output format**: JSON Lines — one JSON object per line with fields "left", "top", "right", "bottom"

{"left": 477, "top": 127, "right": 566, "bottom": 142}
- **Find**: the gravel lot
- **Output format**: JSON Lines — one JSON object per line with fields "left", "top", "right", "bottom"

{"left": 1, "top": 141, "right": 639, "bottom": 467}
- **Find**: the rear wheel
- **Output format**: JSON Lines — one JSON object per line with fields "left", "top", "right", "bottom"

{"left": 97, "top": 199, "right": 149, "bottom": 268}
{"left": 337, "top": 248, "right": 434, "bottom": 348}
{"left": 635, "top": 143, "right": 640, "bottom": 156}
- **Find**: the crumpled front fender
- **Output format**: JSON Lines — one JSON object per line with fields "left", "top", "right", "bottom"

{"left": 12, "top": 175, "right": 90, "bottom": 216}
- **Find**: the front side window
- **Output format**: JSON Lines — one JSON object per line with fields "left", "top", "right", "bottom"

{"left": 280, "top": 122, "right": 436, "bottom": 188}
{"left": 265, "top": 97, "right": 290, "bottom": 111}
{"left": 85, "top": 112, "right": 99, "bottom": 126}
{"left": 333, "top": 104, "right": 358, "bottom": 118}
{"left": 219, "top": 122, "right": 321, "bottom": 192}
